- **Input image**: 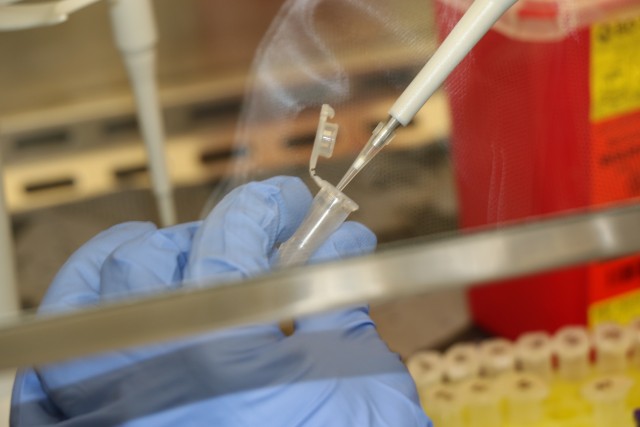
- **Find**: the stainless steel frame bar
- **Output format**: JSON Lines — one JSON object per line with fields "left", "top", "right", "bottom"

{"left": 1, "top": 204, "right": 640, "bottom": 369}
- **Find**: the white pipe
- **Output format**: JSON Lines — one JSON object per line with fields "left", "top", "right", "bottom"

{"left": 109, "top": 0, "right": 176, "bottom": 226}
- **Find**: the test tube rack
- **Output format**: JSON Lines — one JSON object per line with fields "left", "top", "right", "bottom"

{"left": 406, "top": 320, "right": 640, "bottom": 427}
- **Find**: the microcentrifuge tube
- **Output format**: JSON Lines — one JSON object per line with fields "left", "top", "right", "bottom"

{"left": 503, "top": 372, "right": 549, "bottom": 426}
{"left": 582, "top": 375, "right": 634, "bottom": 427}
{"left": 444, "top": 343, "right": 481, "bottom": 384}
{"left": 407, "top": 351, "right": 444, "bottom": 393}
{"left": 516, "top": 331, "right": 553, "bottom": 382}
{"left": 461, "top": 378, "right": 503, "bottom": 427}
{"left": 423, "top": 384, "right": 464, "bottom": 427}
{"left": 278, "top": 183, "right": 358, "bottom": 267}
{"left": 480, "top": 338, "right": 515, "bottom": 377}
{"left": 594, "top": 322, "right": 633, "bottom": 375}
{"left": 277, "top": 105, "right": 360, "bottom": 267}
{"left": 553, "top": 326, "right": 592, "bottom": 382}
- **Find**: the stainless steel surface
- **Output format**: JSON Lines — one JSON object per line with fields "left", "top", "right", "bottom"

{"left": 2, "top": 203, "right": 640, "bottom": 369}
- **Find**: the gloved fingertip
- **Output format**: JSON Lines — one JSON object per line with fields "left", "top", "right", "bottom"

{"left": 309, "top": 221, "right": 376, "bottom": 263}
{"left": 100, "top": 224, "right": 194, "bottom": 297}
{"left": 262, "top": 176, "right": 313, "bottom": 242}
{"left": 73, "top": 221, "right": 158, "bottom": 258}
{"left": 39, "top": 221, "right": 160, "bottom": 312}
{"left": 335, "top": 221, "right": 377, "bottom": 255}
{"left": 186, "top": 176, "right": 313, "bottom": 282}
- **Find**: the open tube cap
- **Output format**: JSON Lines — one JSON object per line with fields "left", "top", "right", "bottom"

{"left": 277, "top": 105, "right": 358, "bottom": 267}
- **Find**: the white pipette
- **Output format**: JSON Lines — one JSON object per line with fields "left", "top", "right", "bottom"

{"left": 110, "top": 0, "right": 176, "bottom": 227}
{"left": 337, "top": 0, "right": 520, "bottom": 190}
{"left": 0, "top": 0, "right": 176, "bottom": 227}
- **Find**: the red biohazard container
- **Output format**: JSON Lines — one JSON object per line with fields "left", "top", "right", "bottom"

{"left": 437, "top": 0, "right": 640, "bottom": 338}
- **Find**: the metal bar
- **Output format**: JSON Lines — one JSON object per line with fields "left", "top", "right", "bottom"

{"left": 1, "top": 204, "right": 640, "bottom": 369}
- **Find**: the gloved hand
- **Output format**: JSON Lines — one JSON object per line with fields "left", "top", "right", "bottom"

{"left": 11, "top": 176, "right": 431, "bottom": 427}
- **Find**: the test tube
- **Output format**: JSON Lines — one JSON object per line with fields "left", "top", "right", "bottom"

{"left": 480, "top": 338, "right": 515, "bottom": 377}
{"left": 503, "top": 372, "right": 549, "bottom": 425}
{"left": 516, "top": 331, "right": 553, "bottom": 382}
{"left": 278, "top": 183, "right": 358, "bottom": 267}
{"left": 407, "top": 351, "right": 444, "bottom": 393}
{"left": 461, "top": 378, "right": 503, "bottom": 427}
{"left": 423, "top": 384, "right": 464, "bottom": 427}
{"left": 444, "top": 343, "right": 481, "bottom": 384}
{"left": 582, "top": 375, "right": 634, "bottom": 427}
{"left": 594, "top": 323, "right": 633, "bottom": 375}
{"left": 553, "top": 326, "right": 592, "bottom": 382}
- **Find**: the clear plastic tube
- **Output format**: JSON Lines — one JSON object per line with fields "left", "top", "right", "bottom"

{"left": 423, "top": 384, "right": 465, "bottom": 427}
{"left": 278, "top": 183, "right": 358, "bottom": 267}
{"left": 516, "top": 331, "right": 553, "bottom": 382}
{"left": 480, "top": 338, "right": 515, "bottom": 377}
{"left": 461, "top": 378, "right": 503, "bottom": 427}
{"left": 407, "top": 350, "right": 445, "bottom": 392}
{"left": 582, "top": 376, "right": 634, "bottom": 427}
{"left": 594, "top": 323, "right": 633, "bottom": 375}
{"left": 444, "top": 343, "right": 481, "bottom": 383}
{"left": 553, "top": 326, "right": 592, "bottom": 382}
{"left": 502, "top": 372, "right": 549, "bottom": 425}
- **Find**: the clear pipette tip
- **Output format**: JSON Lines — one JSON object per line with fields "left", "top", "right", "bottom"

{"left": 336, "top": 116, "right": 400, "bottom": 191}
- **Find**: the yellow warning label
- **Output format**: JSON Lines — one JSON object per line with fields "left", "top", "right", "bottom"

{"left": 589, "top": 288, "right": 640, "bottom": 325}
{"left": 591, "top": 16, "right": 640, "bottom": 122}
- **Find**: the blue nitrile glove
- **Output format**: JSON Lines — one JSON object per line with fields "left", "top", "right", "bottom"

{"left": 11, "top": 176, "right": 431, "bottom": 427}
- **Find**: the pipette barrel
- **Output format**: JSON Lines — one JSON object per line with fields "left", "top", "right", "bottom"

{"left": 389, "top": 0, "right": 520, "bottom": 125}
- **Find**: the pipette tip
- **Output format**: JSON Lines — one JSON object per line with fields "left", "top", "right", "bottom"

{"left": 336, "top": 116, "right": 400, "bottom": 191}
{"left": 336, "top": 166, "right": 359, "bottom": 191}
